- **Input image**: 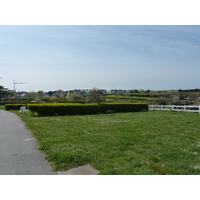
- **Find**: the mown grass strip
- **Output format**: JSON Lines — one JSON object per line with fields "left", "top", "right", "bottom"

{"left": 0, "top": 105, "right": 5, "bottom": 110}
{"left": 14, "top": 111, "right": 200, "bottom": 175}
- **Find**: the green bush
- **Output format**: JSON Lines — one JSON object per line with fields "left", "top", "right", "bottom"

{"left": 100, "top": 103, "right": 148, "bottom": 113}
{"left": 5, "top": 104, "right": 27, "bottom": 110}
{"left": 28, "top": 103, "right": 148, "bottom": 116}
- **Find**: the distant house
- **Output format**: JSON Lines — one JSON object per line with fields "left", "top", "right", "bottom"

{"left": 81, "top": 89, "right": 90, "bottom": 96}
{"left": 66, "top": 89, "right": 107, "bottom": 97}
{"left": 109, "top": 89, "right": 127, "bottom": 95}
{"left": 17, "top": 91, "right": 28, "bottom": 98}
{"left": 99, "top": 89, "right": 107, "bottom": 96}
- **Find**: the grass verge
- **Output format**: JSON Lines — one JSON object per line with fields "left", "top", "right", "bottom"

{"left": 13, "top": 110, "right": 200, "bottom": 175}
{"left": 0, "top": 105, "right": 5, "bottom": 110}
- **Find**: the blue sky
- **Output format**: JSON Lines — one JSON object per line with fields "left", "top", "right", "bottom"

{"left": 1, "top": 25, "right": 200, "bottom": 92}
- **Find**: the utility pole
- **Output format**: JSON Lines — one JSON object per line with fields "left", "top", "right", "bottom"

{"left": 13, "top": 80, "right": 28, "bottom": 91}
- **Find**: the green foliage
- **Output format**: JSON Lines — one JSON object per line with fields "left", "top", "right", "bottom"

{"left": 0, "top": 105, "right": 5, "bottom": 110}
{"left": 28, "top": 103, "right": 148, "bottom": 116}
{"left": 68, "top": 94, "right": 84, "bottom": 101}
{"left": 50, "top": 96, "right": 59, "bottom": 103}
{"left": 5, "top": 104, "right": 27, "bottom": 110}
{"left": 101, "top": 103, "right": 148, "bottom": 113}
{"left": 129, "top": 93, "right": 158, "bottom": 98}
{"left": 33, "top": 98, "right": 44, "bottom": 104}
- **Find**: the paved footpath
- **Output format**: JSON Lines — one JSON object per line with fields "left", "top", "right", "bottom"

{"left": 0, "top": 110, "right": 56, "bottom": 175}
{"left": 0, "top": 110, "right": 99, "bottom": 175}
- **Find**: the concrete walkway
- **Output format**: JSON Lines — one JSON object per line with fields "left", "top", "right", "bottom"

{"left": 0, "top": 110, "right": 55, "bottom": 175}
{"left": 0, "top": 110, "right": 99, "bottom": 175}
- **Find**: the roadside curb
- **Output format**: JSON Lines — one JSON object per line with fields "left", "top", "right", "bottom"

{"left": 57, "top": 165, "right": 99, "bottom": 175}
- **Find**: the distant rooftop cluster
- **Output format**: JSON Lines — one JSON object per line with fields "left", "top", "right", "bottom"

{"left": 0, "top": 87, "right": 149, "bottom": 100}
{"left": 14, "top": 88, "right": 145, "bottom": 98}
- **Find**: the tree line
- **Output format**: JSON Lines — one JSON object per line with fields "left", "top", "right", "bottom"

{"left": 178, "top": 89, "right": 200, "bottom": 93}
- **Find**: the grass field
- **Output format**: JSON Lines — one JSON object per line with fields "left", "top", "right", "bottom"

{"left": 11, "top": 110, "right": 200, "bottom": 175}
{"left": 105, "top": 95, "right": 156, "bottom": 103}
{"left": 0, "top": 105, "right": 5, "bottom": 110}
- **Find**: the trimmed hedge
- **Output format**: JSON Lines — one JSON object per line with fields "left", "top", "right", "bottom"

{"left": 28, "top": 103, "right": 148, "bottom": 116}
{"left": 5, "top": 104, "right": 27, "bottom": 110}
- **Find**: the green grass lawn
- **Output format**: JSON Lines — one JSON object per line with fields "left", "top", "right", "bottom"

{"left": 14, "top": 111, "right": 200, "bottom": 175}
{"left": 0, "top": 105, "right": 5, "bottom": 110}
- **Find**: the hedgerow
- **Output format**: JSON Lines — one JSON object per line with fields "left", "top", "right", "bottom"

{"left": 28, "top": 103, "right": 148, "bottom": 116}
{"left": 5, "top": 104, "right": 27, "bottom": 110}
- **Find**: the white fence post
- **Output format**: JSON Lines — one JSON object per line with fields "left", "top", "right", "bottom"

{"left": 149, "top": 105, "right": 200, "bottom": 114}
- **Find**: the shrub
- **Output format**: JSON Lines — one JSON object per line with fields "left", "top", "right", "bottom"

{"left": 33, "top": 98, "right": 44, "bottom": 104}
{"left": 100, "top": 103, "right": 148, "bottom": 113}
{"left": 28, "top": 103, "right": 148, "bottom": 116}
{"left": 68, "top": 94, "right": 84, "bottom": 101}
{"left": 5, "top": 104, "right": 27, "bottom": 110}
{"left": 28, "top": 103, "right": 101, "bottom": 116}
{"left": 105, "top": 110, "right": 116, "bottom": 114}
{"left": 50, "top": 96, "right": 59, "bottom": 103}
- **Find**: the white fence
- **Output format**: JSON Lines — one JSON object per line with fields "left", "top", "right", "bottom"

{"left": 149, "top": 105, "right": 200, "bottom": 114}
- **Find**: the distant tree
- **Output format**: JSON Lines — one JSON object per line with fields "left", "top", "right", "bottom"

{"left": 156, "top": 98, "right": 169, "bottom": 105}
{"left": 50, "top": 96, "right": 59, "bottom": 103}
{"left": 12, "top": 90, "right": 18, "bottom": 99}
{"left": 37, "top": 90, "right": 43, "bottom": 99}
{"left": 48, "top": 91, "right": 54, "bottom": 96}
{"left": 68, "top": 94, "right": 84, "bottom": 101}
{"left": 33, "top": 98, "right": 44, "bottom": 104}
{"left": 145, "top": 89, "right": 150, "bottom": 93}
{"left": 56, "top": 90, "right": 64, "bottom": 99}
{"left": 135, "top": 90, "right": 139, "bottom": 93}
{"left": 130, "top": 89, "right": 139, "bottom": 93}
{"left": 0, "top": 86, "right": 5, "bottom": 100}
{"left": 89, "top": 88, "right": 104, "bottom": 104}
{"left": 28, "top": 92, "right": 36, "bottom": 99}
{"left": 43, "top": 95, "right": 50, "bottom": 101}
